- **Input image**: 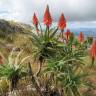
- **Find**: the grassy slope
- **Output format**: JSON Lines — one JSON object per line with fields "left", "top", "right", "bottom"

{"left": 0, "top": 19, "right": 33, "bottom": 56}
{"left": 0, "top": 19, "right": 38, "bottom": 75}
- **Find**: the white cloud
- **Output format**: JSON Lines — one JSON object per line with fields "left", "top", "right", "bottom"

{"left": 0, "top": 0, "right": 96, "bottom": 23}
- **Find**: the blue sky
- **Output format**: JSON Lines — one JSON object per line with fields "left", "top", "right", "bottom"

{"left": 0, "top": 0, "right": 96, "bottom": 27}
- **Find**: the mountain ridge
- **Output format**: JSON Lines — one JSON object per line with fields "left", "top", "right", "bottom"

{"left": 0, "top": 19, "right": 33, "bottom": 37}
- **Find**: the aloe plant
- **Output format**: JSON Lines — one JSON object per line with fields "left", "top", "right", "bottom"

{"left": 30, "top": 27, "right": 58, "bottom": 76}
{"left": 0, "top": 50, "right": 30, "bottom": 91}
{"left": 44, "top": 36, "right": 89, "bottom": 96}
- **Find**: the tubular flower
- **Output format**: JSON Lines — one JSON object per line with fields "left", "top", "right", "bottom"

{"left": 78, "top": 32, "right": 84, "bottom": 42}
{"left": 65, "top": 29, "right": 71, "bottom": 40}
{"left": 32, "top": 13, "right": 39, "bottom": 31}
{"left": 90, "top": 40, "right": 96, "bottom": 58}
{"left": 58, "top": 13, "right": 66, "bottom": 31}
{"left": 90, "top": 40, "right": 96, "bottom": 66}
{"left": 43, "top": 5, "right": 52, "bottom": 27}
{"left": 32, "top": 13, "right": 38, "bottom": 26}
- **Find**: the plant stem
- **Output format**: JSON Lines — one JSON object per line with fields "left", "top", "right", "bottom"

{"left": 28, "top": 62, "right": 44, "bottom": 96}
{"left": 90, "top": 57, "right": 95, "bottom": 67}
{"left": 36, "top": 62, "right": 42, "bottom": 76}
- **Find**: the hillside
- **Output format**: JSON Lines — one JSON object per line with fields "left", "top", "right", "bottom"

{"left": 0, "top": 19, "right": 33, "bottom": 56}
{"left": 0, "top": 19, "right": 33, "bottom": 36}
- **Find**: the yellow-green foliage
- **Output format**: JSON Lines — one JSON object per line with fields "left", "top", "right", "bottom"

{"left": 0, "top": 78, "right": 9, "bottom": 94}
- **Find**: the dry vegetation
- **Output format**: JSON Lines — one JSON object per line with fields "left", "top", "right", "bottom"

{"left": 0, "top": 19, "right": 96, "bottom": 96}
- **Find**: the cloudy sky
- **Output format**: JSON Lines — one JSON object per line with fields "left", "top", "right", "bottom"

{"left": 0, "top": 0, "right": 96, "bottom": 23}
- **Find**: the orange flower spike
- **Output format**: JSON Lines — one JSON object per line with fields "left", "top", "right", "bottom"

{"left": 32, "top": 13, "right": 39, "bottom": 26}
{"left": 90, "top": 40, "right": 96, "bottom": 66}
{"left": 43, "top": 5, "right": 52, "bottom": 28}
{"left": 78, "top": 32, "right": 84, "bottom": 42}
{"left": 58, "top": 13, "right": 66, "bottom": 31}
{"left": 90, "top": 40, "right": 96, "bottom": 58}
{"left": 32, "top": 13, "right": 39, "bottom": 32}
{"left": 65, "top": 29, "right": 71, "bottom": 40}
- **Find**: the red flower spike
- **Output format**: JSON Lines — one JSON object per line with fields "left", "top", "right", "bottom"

{"left": 32, "top": 13, "right": 39, "bottom": 32}
{"left": 90, "top": 40, "right": 96, "bottom": 58}
{"left": 58, "top": 13, "right": 66, "bottom": 30}
{"left": 43, "top": 5, "right": 52, "bottom": 27}
{"left": 78, "top": 32, "right": 84, "bottom": 42}
{"left": 32, "top": 13, "right": 39, "bottom": 26}
{"left": 65, "top": 29, "right": 71, "bottom": 40}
